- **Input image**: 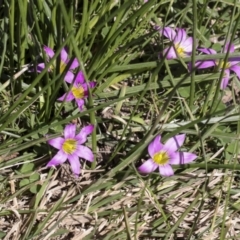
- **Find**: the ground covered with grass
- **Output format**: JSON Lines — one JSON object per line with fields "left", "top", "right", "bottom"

{"left": 1, "top": 0, "right": 240, "bottom": 239}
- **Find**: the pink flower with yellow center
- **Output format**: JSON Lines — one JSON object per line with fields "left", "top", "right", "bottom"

{"left": 37, "top": 46, "right": 79, "bottom": 83}
{"left": 47, "top": 124, "right": 94, "bottom": 176}
{"left": 159, "top": 27, "right": 193, "bottom": 59}
{"left": 138, "top": 134, "right": 197, "bottom": 177}
{"left": 58, "top": 71, "right": 96, "bottom": 111}
{"left": 195, "top": 43, "right": 240, "bottom": 89}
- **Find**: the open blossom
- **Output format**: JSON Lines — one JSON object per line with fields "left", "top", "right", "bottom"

{"left": 37, "top": 46, "right": 79, "bottom": 82}
{"left": 195, "top": 43, "right": 240, "bottom": 89}
{"left": 47, "top": 124, "right": 94, "bottom": 176}
{"left": 160, "top": 27, "right": 193, "bottom": 59}
{"left": 138, "top": 134, "right": 197, "bottom": 177}
{"left": 58, "top": 71, "right": 96, "bottom": 111}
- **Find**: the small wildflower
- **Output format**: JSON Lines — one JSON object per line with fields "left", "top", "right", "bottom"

{"left": 159, "top": 27, "right": 193, "bottom": 59}
{"left": 37, "top": 46, "right": 79, "bottom": 83}
{"left": 58, "top": 71, "right": 96, "bottom": 111}
{"left": 138, "top": 134, "right": 197, "bottom": 177}
{"left": 47, "top": 124, "right": 94, "bottom": 176}
{"left": 195, "top": 43, "right": 240, "bottom": 89}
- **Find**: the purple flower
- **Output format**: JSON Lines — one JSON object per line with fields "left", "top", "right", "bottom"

{"left": 160, "top": 27, "right": 193, "bottom": 59}
{"left": 47, "top": 124, "right": 94, "bottom": 176}
{"left": 37, "top": 46, "right": 79, "bottom": 83}
{"left": 58, "top": 71, "right": 96, "bottom": 111}
{"left": 138, "top": 134, "right": 197, "bottom": 177}
{"left": 195, "top": 43, "right": 240, "bottom": 89}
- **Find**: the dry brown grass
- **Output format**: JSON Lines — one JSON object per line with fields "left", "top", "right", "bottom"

{"left": 1, "top": 165, "right": 240, "bottom": 240}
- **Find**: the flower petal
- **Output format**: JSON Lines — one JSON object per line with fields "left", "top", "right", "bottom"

{"left": 162, "top": 46, "right": 177, "bottom": 59}
{"left": 148, "top": 135, "right": 164, "bottom": 158}
{"left": 61, "top": 47, "right": 69, "bottom": 63}
{"left": 76, "top": 99, "right": 85, "bottom": 111}
{"left": 64, "top": 124, "right": 76, "bottom": 139}
{"left": 221, "top": 77, "right": 230, "bottom": 89}
{"left": 75, "top": 125, "right": 94, "bottom": 144}
{"left": 198, "top": 48, "right": 217, "bottom": 55}
{"left": 230, "top": 65, "right": 240, "bottom": 80}
{"left": 224, "top": 42, "right": 234, "bottom": 53}
{"left": 74, "top": 71, "right": 85, "bottom": 85}
{"left": 80, "top": 83, "right": 90, "bottom": 94}
{"left": 161, "top": 27, "right": 176, "bottom": 41}
{"left": 80, "top": 81, "right": 96, "bottom": 94}
{"left": 169, "top": 151, "right": 197, "bottom": 164}
{"left": 164, "top": 134, "right": 186, "bottom": 152}
{"left": 89, "top": 81, "right": 96, "bottom": 89}
{"left": 138, "top": 159, "right": 158, "bottom": 174}
{"left": 159, "top": 164, "right": 174, "bottom": 176}
{"left": 36, "top": 63, "right": 46, "bottom": 72}
{"left": 229, "top": 58, "right": 240, "bottom": 64}
{"left": 58, "top": 92, "right": 75, "bottom": 102}
{"left": 43, "top": 46, "right": 55, "bottom": 58}
{"left": 195, "top": 60, "right": 216, "bottom": 69}
{"left": 229, "top": 60, "right": 240, "bottom": 66}
{"left": 68, "top": 154, "right": 81, "bottom": 176}
{"left": 220, "top": 69, "right": 230, "bottom": 89}
{"left": 48, "top": 137, "right": 64, "bottom": 150}
{"left": 75, "top": 145, "right": 94, "bottom": 162}
{"left": 69, "top": 58, "right": 79, "bottom": 70}
{"left": 180, "top": 37, "right": 193, "bottom": 53}
{"left": 47, "top": 150, "right": 67, "bottom": 167}
{"left": 175, "top": 28, "right": 187, "bottom": 44}
{"left": 64, "top": 71, "right": 75, "bottom": 83}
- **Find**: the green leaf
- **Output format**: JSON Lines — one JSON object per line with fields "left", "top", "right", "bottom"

{"left": 101, "top": 26, "right": 110, "bottom": 38}
{"left": 123, "top": 116, "right": 146, "bottom": 125}
{"left": 178, "top": 86, "right": 190, "bottom": 98}
{"left": 226, "top": 142, "right": 236, "bottom": 153}
{"left": 212, "top": 43, "right": 222, "bottom": 52}
{"left": 0, "top": 231, "right": 6, "bottom": 238}
{"left": 29, "top": 173, "right": 40, "bottom": 183}
{"left": 50, "top": 228, "right": 70, "bottom": 238}
{"left": 30, "top": 185, "right": 41, "bottom": 194}
{"left": 19, "top": 179, "right": 30, "bottom": 188}
{"left": 20, "top": 163, "right": 35, "bottom": 174}
{"left": 31, "top": 133, "right": 39, "bottom": 139}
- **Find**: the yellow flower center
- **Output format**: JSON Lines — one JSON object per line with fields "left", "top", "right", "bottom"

{"left": 216, "top": 60, "right": 231, "bottom": 69}
{"left": 175, "top": 44, "right": 185, "bottom": 57}
{"left": 59, "top": 61, "right": 67, "bottom": 73}
{"left": 62, "top": 139, "right": 77, "bottom": 154}
{"left": 50, "top": 61, "right": 67, "bottom": 73}
{"left": 153, "top": 151, "right": 169, "bottom": 165}
{"left": 72, "top": 86, "right": 85, "bottom": 99}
